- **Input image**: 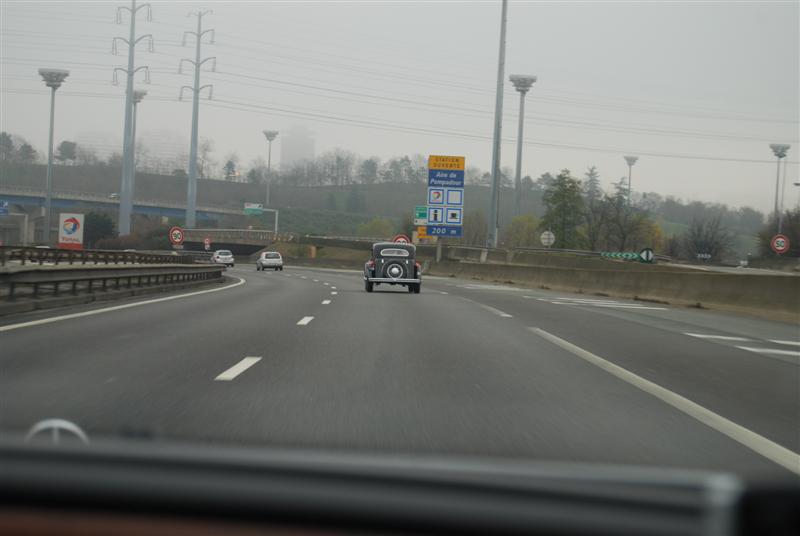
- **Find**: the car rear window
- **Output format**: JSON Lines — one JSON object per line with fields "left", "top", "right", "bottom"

{"left": 380, "top": 248, "right": 409, "bottom": 257}
{"left": 217, "top": 250, "right": 232, "bottom": 255}
{"left": 265, "top": 253, "right": 281, "bottom": 259}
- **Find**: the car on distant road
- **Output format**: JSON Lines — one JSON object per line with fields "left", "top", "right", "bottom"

{"left": 211, "top": 249, "right": 235, "bottom": 267}
{"left": 256, "top": 251, "right": 283, "bottom": 271}
{"left": 108, "top": 193, "right": 119, "bottom": 200}
{"left": 363, "top": 242, "right": 421, "bottom": 293}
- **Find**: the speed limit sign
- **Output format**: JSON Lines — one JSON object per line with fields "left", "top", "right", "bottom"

{"left": 168, "top": 226, "right": 185, "bottom": 245}
{"left": 770, "top": 234, "right": 790, "bottom": 255}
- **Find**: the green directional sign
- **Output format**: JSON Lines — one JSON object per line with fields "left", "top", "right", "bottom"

{"left": 601, "top": 251, "right": 642, "bottom": 261}
{"left": 244, "top": 202, "right": 264, "bottom": 215}
{"left": 414, "top": 205, "right": 427, "bottom": 225}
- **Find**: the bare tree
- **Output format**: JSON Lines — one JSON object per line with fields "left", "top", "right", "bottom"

{"left": 683, "top": 214, "right": 732, "bottom": 261}
{"left": 197, "top": 137, "right": 215, "bottom": 179}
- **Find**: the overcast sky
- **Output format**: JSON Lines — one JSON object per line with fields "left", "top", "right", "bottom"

{"left": 1, "top": 0, "right": 798, "bottom": 212}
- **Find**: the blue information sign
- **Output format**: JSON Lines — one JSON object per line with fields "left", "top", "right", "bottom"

{"left": 0, "top": 201, "right": 8, "bottom": 215}
{"left": 428, "top": 169, "right": 464, "bottom": 188}
{"left": 426, "top": 225, "right": 463, "bottom": 238}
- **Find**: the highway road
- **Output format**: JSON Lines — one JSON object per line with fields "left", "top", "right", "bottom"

{"left": 1, "top": 264, "right": 798, "bottom": 482}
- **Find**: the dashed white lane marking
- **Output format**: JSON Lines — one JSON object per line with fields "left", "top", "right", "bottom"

{"left": 297, "top": 316, "right": 314, "bottom": 326}
{"left": 0, "top": 276, "right": 246, "bottom": 333}
{"left": 215, "top": 356, "right": 261, "bottom": 381}
{"left": 479, "top": 304, "right": 512, "bottom": 318}
{"left": 440, "top": 291, "right": 448, "bottom": 295}
{"left": 323, "top": 282, "right": 330, "bottom": 286}
{"left": 529, "top": 327, "right": 800, "bottom": 476}
{"left": 300, "top": 276, "right": 307, "bottom": 279}
{"left": 322, "top": 300, "right": 331, "bottom": 305}
{"left": 770, "top": 339, "right": 800, "bottom": 347}
{"left": 313, "top": 279, "right": 319, "bottom": 282}
{"left": 685, "top": 333, "right": 752, "bottom": 342}
{"left": 736, "top": 346, "right": 800, "bottom": 358}
{"left": 331, "top": 291, "right": 338, "bottom": 295}
{"left": 331, "top": 286, "right": 337, "bottom": 289}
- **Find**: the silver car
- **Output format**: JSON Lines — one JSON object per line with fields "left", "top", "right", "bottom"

{"left": 211, "top": 249, "right": 235, "bottom": 267}
{"left": 256, "top": 251, "right": 283, "bottom": 271}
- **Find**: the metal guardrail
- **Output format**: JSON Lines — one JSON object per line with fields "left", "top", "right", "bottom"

{"left": 1, "top": 264, "right": 224, "bottom": 300}
{"left": 0, "top": 246, "right": 196, "bottom": 267}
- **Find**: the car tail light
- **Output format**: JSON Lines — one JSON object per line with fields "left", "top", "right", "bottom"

{"left": 415, "top": 261, "right": 421, "bottom": 271}
{"left": 368, "top": 259, "right": 375, "bottom": 268}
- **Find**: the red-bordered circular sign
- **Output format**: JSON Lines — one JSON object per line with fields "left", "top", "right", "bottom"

{"left": 393, "top": 234, "right": 411, "bottom": 244}
{"left": 770, "top": 234, "right": 790, "bottom": 254}
{"left": 168, "top": 226, "right": 185, "bottom": 245}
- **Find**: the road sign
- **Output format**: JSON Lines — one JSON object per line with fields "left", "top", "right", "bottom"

{"left": 417, "top": 226, "right": 428, "bottom": 239}
{"left": 244, "top": 202, "right": 264, "bottom": 215}
{"left": 770, "top": 234, "right": 790, "bottom": 254}
{"left": 428, "top": 188, "right": 445, "bottom": 204}
{"left": 639, "top": 247, "right": 654, "bottom": 263}
{"left": 57, "top": 213, "right": 84, "bottom": 250}
{"left": 393, "top": 234, "right": 411, "bottom": 244}
{"left": 540, "top": 230, "right": 555, "bottom": 247}
{"left": 168, "top": 226, "right": 185, "bottom": 245}
{"left": 427, "top": 207, "right": 444, "bottom": 224}
{"left": 428, "top": 155, "right": 465, "bottom": 170}
{"left": 0, "top": 201, "right": 8, "bottom": 215}
{"left": 427, "top": 154, "right": 464, "bottom": 240}
{"left": 427, "top": 225, "right": 462, "bottom": 238}
{"left": 203, "top": 237, "right": 211, "bottom": 251}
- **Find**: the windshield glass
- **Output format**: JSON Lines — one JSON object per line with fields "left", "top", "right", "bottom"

{"left": 0, "top": 0, "right": 798, "bottom": 487}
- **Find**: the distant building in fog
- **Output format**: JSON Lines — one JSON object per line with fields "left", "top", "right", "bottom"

{"left": 279, "top": 126, "right": 315, "bottom": 168}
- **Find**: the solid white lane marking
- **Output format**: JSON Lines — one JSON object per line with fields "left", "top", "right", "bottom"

{"left": 589, "top": 304, "right": 668, "bottom": 311}
{"left": 0, "top": 276, "right": 246, "bottom": 333}
{"left": 685, "top": 333, "right": 752, "bottom": 342}
{"left": 769, "top": 339, "right": 800, "bottom": 347}
{"left": 215, "top": 356, "right": 261, "bottom": 381}
{"left": 331, "top": 291, "right": 338, "bottom": 295}
{"left": 736, "top": 346, "right": 800, "bottom": 358}
{"left": 322, "top": 299, "right": 331, "bottom": 305}
{"left": 297, "top": 316, "right": 314, "bottom": 326}
{"left": 479, "top": 304, "right": 512, "bottom": 318}
{"left": 529, "top": 327, "right": 800, "bottom": 476}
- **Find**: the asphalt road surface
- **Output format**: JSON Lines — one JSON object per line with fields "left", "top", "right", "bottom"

{"left": 1, "top": 264, "right": 798, "bottom": 482}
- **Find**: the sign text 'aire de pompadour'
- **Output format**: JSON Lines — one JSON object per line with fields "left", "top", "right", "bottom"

{"left": 426, "top": 155, "right": 464, "bottom": 238}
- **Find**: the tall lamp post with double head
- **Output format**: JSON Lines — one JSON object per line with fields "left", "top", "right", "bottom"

{"left": 624, "top": 155, "right": 638, "bottom": 206}
{"left": 38, "top": 68, "right": 70, "bottom": 246}
{"left": 769, "top": 143, "right": 790, "bottom": 233}
{"left": 262, "top": 130, "right": 278, "bottom": 206}
{"left": 509, "top": 74, "right": 536, "bottom": 217}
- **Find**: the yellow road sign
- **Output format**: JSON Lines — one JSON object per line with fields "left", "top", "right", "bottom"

{"left": 417, "top": 225, "right": 428, "bottom": 239}
{"left": 428, "top": 155, "right": 465, "bottom": 170}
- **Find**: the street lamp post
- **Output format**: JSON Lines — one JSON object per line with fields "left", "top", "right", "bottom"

{"left": 769, "top": 143, "right": 790, "bottom": 234}
{"left": 262, "top": 130, "right": 278, "bottom": 206}
{"left": 129, "top": 89, "right": 146, "bottom": 208}
{"left": 624, "top": 156, "right": 638, "bottom": 206}
{"left": 509, "top": 74, "right": 536, "bottom": 217}
{"left": 38, "top": 68, "right": 69, "bottom": 246}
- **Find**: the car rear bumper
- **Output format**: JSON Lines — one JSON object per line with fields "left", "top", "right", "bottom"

{"left": 365, "top": 277, "right": 421, "bottom": 283}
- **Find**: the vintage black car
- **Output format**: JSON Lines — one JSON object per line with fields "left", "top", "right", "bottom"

{"left": 363, "top": 242, "right": 422, "bottom": 293}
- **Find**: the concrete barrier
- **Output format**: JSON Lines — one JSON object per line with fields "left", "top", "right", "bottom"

{"left": 429, "top": 261, "right": 799, "bottom": 323}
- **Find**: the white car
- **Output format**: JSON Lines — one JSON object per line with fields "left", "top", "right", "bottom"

{"left": 211, "top": 249, "right": 235, "bottom": 267}
{"left": 256, "top": 251, "right": 283, "bottom": 271}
